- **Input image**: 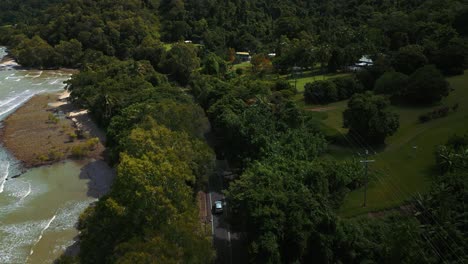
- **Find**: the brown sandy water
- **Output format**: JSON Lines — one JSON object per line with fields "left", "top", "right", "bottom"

{"left": 0, "top": 161, "right": 95, "bottom": 264}
{"left": 0, "top": 46, "right": 112, "bottom": 263}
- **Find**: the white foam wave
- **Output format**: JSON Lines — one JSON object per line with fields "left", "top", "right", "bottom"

{"left": 0, "top": 161, "right": 10, "bottom": 193}
{"left": 0, "top": 90, "right": 39, "bottom": 118}
{"left": 28, "top": 214, "right": 57, "bottom": 257}
{"left": 0, "top": 220, "right": 44, "bottom": 264}
{"left": 19, "top": 181, "right": 32, "bottom": 203}
{"left": 25, "top": 71, "right": 43, "bottom": 78}
{"left": 51, "top": 200, "right": 96, "bottom": 231}
{"left": 0, "top": 96, "right": 19, "bottom": 108}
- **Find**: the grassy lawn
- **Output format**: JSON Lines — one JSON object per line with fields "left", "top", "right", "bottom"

{"left": 288, "top": 72, "right": 351, "bottom": 92}
{"left": 232, "top": 61, "right": 252, "bottom": 71}
{"left": 312, "top": 71, "right": 468, "bottom": 217}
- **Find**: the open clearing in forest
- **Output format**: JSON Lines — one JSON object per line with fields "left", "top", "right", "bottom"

{"left": 287, "top": 71, "right": 350, "bottom": 92}
{"left": 301, "top": 71, "right": 468, "bottom": 217}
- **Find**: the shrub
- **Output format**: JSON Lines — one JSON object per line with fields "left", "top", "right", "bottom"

{"left": 37, "top": 154, "right": 49, "bottom": 162}
{"left": 343, "top": 92, "right": 399, "bottom": 145}
{"left": 419, "top": 106, "right": 451, "bottom": 123}
{"left": 68, "top": 131, "right": 77, "bottom": 141}
{"left": 304, "top": 80, "right": 338, "bottom": 104}
{"left": 274, "top": 79, "right": 292, "bottom": 91}
{"left": 374, "top": 71, "right": 409, "bottom": 96}
{"left": 332, "top": 77, "right": 364, "bottom": 100}
{"left": 48, "top": 149, "right": 64, "bottom": 161}
{"left": 85, "top": 138, "right": 99, "bottom": 150}
{"left": 71, "top": 144, "right": 89, "bottom": 159}
{"left": 392, "top": 45, "right": 428, "bottom": 75}
{"left": 404, "top": 65, "right": 450, "bottom": 104}
{"left": 419, "top": 113, "right": 432, "bottom": 123}
{"left": 48, "top": 113, "right": 59, "bottom": 124}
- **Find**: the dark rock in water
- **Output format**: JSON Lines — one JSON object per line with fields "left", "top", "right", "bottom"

{"left": 11, "top": 174, "right": 21, "bottom": 179}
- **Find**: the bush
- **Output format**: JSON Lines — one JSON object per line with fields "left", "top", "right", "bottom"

{"left": 392, "top": 45, "right": 428, "bottom": 75}
{"left": 332, "top": 77, "right": 364, "bottom": 100}
{"left": 404, "top": 65, "right": 450, "bottom": 104}
{"left": 374, "top": 71, "right": 409, "bottom": 96}
{"left": 71, "top": 144, "right": 89, "bottom": 159}
{"left": 343, "top": 92, "right": 399, "bottom": 145}
{"left": 85, "top": 138, "right": 99, "bottom": 150}
{"left": 419, "top": 106, "right": 451, "bottom": 123}
{"left": 48, "top": 113, "right": 59, "bottom": 124}
{"left": 36, "top": 154, "right": 49, "bottom": 162}
{"left": 48, "top": 149, "right": 64, "bottom": 161}
{"left": 274, "top": 79, "right": 292, "bottom": 91}
{"left": 432, "top": 40, "right": 468, "bottom": 75}
{"left": 304, "top": 80, "right": 338, "bottom": 104}
{"left": 68, "top": 131, "right": 77, "bottom": 141}
{"left": 419, "top": 113, "right": 432, "bottom": 123}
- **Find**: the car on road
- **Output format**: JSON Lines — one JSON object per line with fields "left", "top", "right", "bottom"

{"left": 213, "top": 200, "right": 223, "bottom": 214}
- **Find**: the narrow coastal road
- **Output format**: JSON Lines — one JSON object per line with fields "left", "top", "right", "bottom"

{"left": 208, "top": 160, "right": 247, "bottom": 264}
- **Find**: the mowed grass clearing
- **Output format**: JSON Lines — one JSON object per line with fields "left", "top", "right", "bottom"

{"left": 288, "top": 72, "right": 351, "bottom": 92}
{"left": 306, "top": 71, "right": 468, "bottom": 217}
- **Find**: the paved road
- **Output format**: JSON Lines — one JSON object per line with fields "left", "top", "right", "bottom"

{"left": 209, "top": 160, "right": 247, "bottom": 264}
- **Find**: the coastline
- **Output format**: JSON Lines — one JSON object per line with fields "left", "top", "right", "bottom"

{"left": 0, "top": 90, "right": 106, "bottom": 168}
{"left": 0, "top": 89, "right": 115, "bottom": 260}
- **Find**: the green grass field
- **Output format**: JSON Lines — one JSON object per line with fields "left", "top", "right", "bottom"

{"left": 231, "top": 61, "right": 253, "bottom": 73}
{"left": 288, "top": 72, "right": 350, "bottom": 92}
{"left": 309, "top": 71, "right": 468, "bottom": 217}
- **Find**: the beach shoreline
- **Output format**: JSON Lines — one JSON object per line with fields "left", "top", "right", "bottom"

{"left": 0, "top": 90, "right": 107, "bottom": 169}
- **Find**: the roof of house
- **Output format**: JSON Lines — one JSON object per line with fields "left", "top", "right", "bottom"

{"left": 359, "top": 55, "right": 373, "bottom": 63}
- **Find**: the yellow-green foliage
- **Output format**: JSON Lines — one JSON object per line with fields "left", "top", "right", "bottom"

{"left": 85, "top": 137, "right": 99, "bottom": 150}
{"left": 48, "top": 149, "right": 64, "bottom": 161}
{"left": 68, "top": 131, "right": 77, "bottom": 141}
{"left": 48, "top": 113, "right": 59, "bottom": 124}
{"left": 36, "top": 154, "right": 49, "bottom": 162}
{"left": 71, "top": 144, "right": 89, "bottom": 159}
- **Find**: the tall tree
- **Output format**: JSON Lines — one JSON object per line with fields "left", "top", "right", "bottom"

{"left": 343, "top": 92, "right": 399, "bottom": 144}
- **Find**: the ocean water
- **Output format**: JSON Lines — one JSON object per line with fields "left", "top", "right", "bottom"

{"left": 0, "top": 47, "right": 96, "bottom": 263}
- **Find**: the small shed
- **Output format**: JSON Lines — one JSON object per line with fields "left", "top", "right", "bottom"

{"left": 235, "top": 52, "right": 251, "bottom": 62}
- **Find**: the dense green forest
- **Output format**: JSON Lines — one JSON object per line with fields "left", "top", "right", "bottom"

{"left": 1, "top": 0, "right": 467, "bottom": 263}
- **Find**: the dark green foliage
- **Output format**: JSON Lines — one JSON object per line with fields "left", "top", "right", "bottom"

{"left": 412, "top": 137, "right": 468, "bottom": 263}
{"left": 435, "top": 135, "right": 468, "bottom": 174}
{"left": 225, "top": 157, "right": 365, "bottom": 263}
{"left": 55, "top": 39, "right": 83, "bottom": 67}
{"left": 332, "top": 77, "right": 365, "bottom": 100}
{"left": 160, "top": 43, "right": 200, "bottom": 85}
{"left": 343, "top": 92, "right": 399, "bottom": 145}
{"left": 78, "top": 120, "right": 214, "bottom": 264}
{"left": 374, "top": 71, "right": 409, "bottom": 96}
{"left": 12, "top": 35, "right": 57, "bottom": 68}
{"left": 432, "top": 39, "right": 468, "bottom": 75}
{"left": 404, "top": 65, "right": 450, "bottom": 104}
{"left": 418, "top": 106, "right": 450, "bottom": 123}
{"left": 453, "top": 8, "right": 468, "bottom": 36}
{"left": 202, "top": 52, "right": 227, "bottom": 76}
{"left": 304, "top": 77, "right": 364, "bottom": 105}
{"left": 304, "top": 81, "right": 338, "bottom": 104}
{"left": 392, "top": 45, "right": 428, "bottom": 75}
{"left": 67, "top": 59, "right": 168, "bottom": 126}
{"left": 3, "top": 1, "right": 468, "bottom": 263}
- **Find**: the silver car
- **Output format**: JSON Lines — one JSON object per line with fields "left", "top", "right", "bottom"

{"left": 213, "top": 200, "right": 223, "bottom": 214}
